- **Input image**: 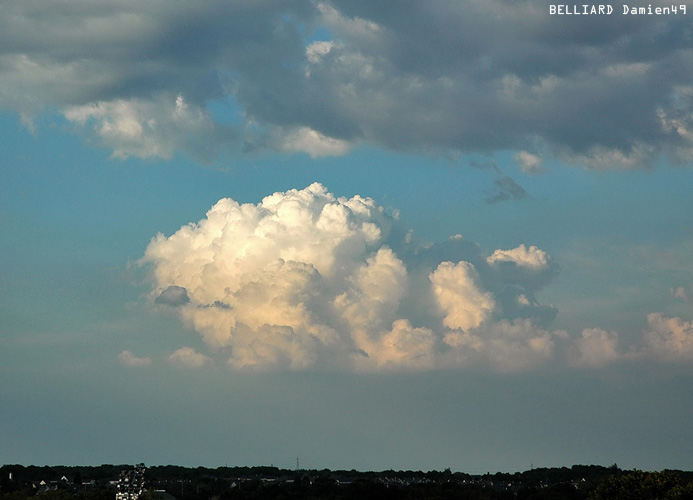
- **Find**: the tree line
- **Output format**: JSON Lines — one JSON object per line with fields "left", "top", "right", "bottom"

{"left": 2, "top": 464, "right": 692, "bottom": 500}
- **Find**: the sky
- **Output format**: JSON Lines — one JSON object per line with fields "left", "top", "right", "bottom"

{"left": 1, "top": 0, "right": 693, "bottom": 474}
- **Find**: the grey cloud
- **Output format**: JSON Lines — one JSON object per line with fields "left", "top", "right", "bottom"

{"left": 315, "top": 1, "right": 693, "bottom": 166}
{"left": 493, "top": 286, "right": 558, "bottom": 327}
{"left": 468, "top": 161, "right": 528, "bottom": 201}
{"left": 469, "top": 159, "right": 502, "bottom": 174}
{"left": 486, "top": 253, "right": 560, "bottom": 294}
{"left": 155, "top": 285, "right": 190, "bottom": 306}
{"left": 485, "top": 177, "right": 528, "bottom": 204}
{"left": 2, "top": 1, "right": 692, "bottom": 167}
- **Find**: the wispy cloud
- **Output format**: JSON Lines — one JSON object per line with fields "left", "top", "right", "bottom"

{"left": 485, "top": 176, "right": 528, "bottom": 204}
{"left": 118, "top": 350, "right": 152, "bottom": 368}
{"left": 671, "top": 286, "right": 689, "bottom": 303}
{"left": 514, "top": 151, "right": 543, "bottom": 175}
{"left": 470, "top": 159, "right": 529, "bottom": 203}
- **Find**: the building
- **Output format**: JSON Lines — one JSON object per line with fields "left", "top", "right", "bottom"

{"left": 116, "top": 464, "right": 146, "bottom": 500}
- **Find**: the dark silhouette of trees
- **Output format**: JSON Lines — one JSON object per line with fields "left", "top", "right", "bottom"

{"left": 2, "top": 464, "right": 693, "bottom": 500}
{"left": 589, "top": 470, "right": 693, "bottom": 500}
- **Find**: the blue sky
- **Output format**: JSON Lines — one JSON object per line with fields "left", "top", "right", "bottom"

{"left": 1, "top": 0, "right": 693, "bottom": 473}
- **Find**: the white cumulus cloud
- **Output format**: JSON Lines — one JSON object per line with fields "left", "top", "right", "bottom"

{"left": 430, "top": 261, "right": 494, "bottom": 331}
{"left": 64, "top": 94, "right": 226, "bottom": 160}
{"left": 278, "top": 126, "right": 352, "bottom": 158}
{"left": 141, "top": 183, "right": 665, "bottom": 373}
{"left": 487, "top": 244, "right": 550, "bottom": 270}
{"left": 142, "top": 183, "right": 402, "bottom": 371}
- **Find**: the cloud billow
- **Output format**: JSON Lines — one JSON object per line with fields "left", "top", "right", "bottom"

{"left": 2, "top": 1, "right": 692, "bottom": 167}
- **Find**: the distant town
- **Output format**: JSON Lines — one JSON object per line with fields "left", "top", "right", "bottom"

{"left": 2, "top": 463, "right": 693, "bottom": 500}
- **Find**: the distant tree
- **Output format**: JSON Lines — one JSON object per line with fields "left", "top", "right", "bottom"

{"left": 75, "top": 487, "right": 116, "bottom": 500}
{"left": 141, "top": 488, "right": 162, "bottom": 500}
{"left": 0, "top": 489, "right": 34, "bottom": 500}
{"left": 34, "top": 490, "right": 73, "bottom": 500}
{"left": 589, "top": 470, "right": 693, "bottom": 500}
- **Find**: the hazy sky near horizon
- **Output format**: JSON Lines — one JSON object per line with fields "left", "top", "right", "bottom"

{"left": 1, "top": 0, "right": 693, "bottom": 473}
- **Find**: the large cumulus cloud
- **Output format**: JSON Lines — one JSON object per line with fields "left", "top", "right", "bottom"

{"left": 140, "top": 184, "right": 565, "bottom": 371}
{"left": 2, "top": 1, "right": 693, "bottom": 167}
{"left": 138, "top": 184, "right": 693, "bottom": 371}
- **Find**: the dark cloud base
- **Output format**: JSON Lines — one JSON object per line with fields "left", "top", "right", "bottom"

{"left": 1, "top": 1, "right": 692, "bottom": 167}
